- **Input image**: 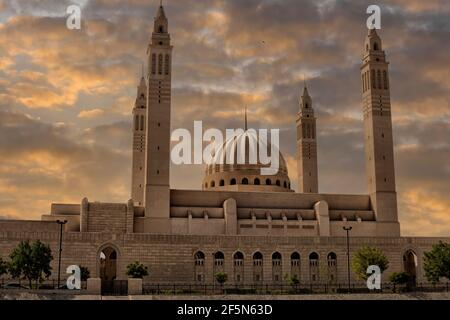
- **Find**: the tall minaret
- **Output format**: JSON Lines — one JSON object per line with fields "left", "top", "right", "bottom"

{"left": 361, "top": 28, "right": 399, "bottom": 228}
{"left": 296, "top": 84, "right": 318, "bottom": 193}
{"left": 131, "top": 75, "right": 147, "bottom": 206}
{"left": 144, "top": 3, "right": 172, "bottom": 228}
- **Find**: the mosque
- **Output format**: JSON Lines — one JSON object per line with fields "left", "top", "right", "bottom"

{"left": 0, "top": 3, "right": 448, "bottom": 287}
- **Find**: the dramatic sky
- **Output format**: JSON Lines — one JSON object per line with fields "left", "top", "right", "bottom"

{"left": 0, "top": 0, "right": 449, "bottom": 236}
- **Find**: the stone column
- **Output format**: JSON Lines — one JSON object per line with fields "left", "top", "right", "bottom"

{"left": 126, "top": 199, "right": 134, "bottom": 233}
{"left": 80, "top": 197, "right": 89, "bottom": 232}
{"left": 315, "top": 201, "right": 330, "bottom": 236}
{"left": 223, "top": 198, "right": 237, "bottom": 235}
{"left": 86, "top": 278, "right": 101, "bottom": 295}
{"left": 128, "top": 278, "right": 143, "bottom": 295}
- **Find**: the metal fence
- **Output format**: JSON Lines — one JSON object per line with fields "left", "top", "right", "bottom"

{"left": 0, "top": 278, "right": 87, "bottom": 290}
{"left": 142, "top": 282, "right": 450, "bottom": 295}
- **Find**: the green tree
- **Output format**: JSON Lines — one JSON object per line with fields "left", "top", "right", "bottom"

{"left": 0, "top": 258, "right": 8, "bottom": 277}
{"left": 284, "top": 273, "right": 300, "bottom": 286}
{"left": 79, "top": 266, "right": 90, "bottom": 281}
{"left": 351, "top": 246, "right": 389, "bottom": 280}
{"left": 126, "top": 261, "right": 149, "bottom": 279}
{"left": 389, "top": 272, "right": 410, "bottom": 285}
{"left": 9, "top": 240, "right": 53, "bottom": 288}
{"left": 215, "top": 272, "right": 228, "bottom": 285}
{"left": 423, "top": 241, "right": 450, "bottom": 283}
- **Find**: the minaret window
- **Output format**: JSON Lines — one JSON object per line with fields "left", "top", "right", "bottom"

{"left": 158, "top": 25, "right": 164, "bottom": 33}
{"left": 371, "top": 70, "right": 376, "bottom": 89}
{"left": 165, "top": 54, "right": 170, "bottom": 75}
{"left": 140, "top": 115, "right": 144, "bottom": 131}
{"left": 151, "top": 54, "right": 156, "bottom": 74}
{"left": 135, "top": 115, "right": 139, "bottom": 130}
{"left": 377, "top": 70, "right": 382, "bottom": 89}
{"left": 373, "top": 42, "right": 379, "bottom": 51}
{"left": 158, "top": 54, "right": 163, "bottom": 74}
{"left": 383, "top": 70, "right": 388, "bottom": 89}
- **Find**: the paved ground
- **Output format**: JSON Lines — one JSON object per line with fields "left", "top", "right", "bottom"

{"left": 1, "top": 292, "right": 450, "bottom": 300}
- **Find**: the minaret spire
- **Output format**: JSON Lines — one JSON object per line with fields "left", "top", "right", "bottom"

{"left": 244, "top": 106, "right": 248, "bottom": 131}
{"left": 296, "top": 82, "right": 318, "bottom": 193}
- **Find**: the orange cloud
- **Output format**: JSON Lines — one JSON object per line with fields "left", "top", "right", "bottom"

{"left": 78, "top": 108, "right": 105, "bottom": 118}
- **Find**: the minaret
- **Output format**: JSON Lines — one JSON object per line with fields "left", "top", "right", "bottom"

{"left": 361, "top": 28, "right": 399, "bottom": 229}
{"left": 296, "top": 84, "right": 318, "bottom": 193}
{"left": 131, "top": 74, "right": 147, "bottom": 206}
{"left": 143, "top": 2, "right": 173, "bottom": 229}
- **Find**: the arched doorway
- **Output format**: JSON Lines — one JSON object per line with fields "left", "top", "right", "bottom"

{"left": 100, "top": 247, "right": 117, "bottom": 281}
{"left": 403, "top": 250, "right": 417, "bottom": 286}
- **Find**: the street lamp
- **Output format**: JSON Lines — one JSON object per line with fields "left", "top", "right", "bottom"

{"left": 56, "top": 220, "right": 68, "bottom": 289}
{"left": 343, "top": 226, "right": 352, "bottom": 294}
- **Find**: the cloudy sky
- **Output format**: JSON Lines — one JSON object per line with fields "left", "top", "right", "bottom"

{"left": 0, "top": 0, "right": 449, "bottom": 236}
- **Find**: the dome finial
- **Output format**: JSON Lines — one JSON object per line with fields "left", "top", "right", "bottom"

{"left": 244, "top": 106, "right": 248, "bottom": 131}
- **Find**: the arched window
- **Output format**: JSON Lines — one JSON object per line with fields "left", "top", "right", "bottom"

{"left": 291, "top": 252, "right": 301, "bottom": 281}
{"left": 309, "top": 252, "right": 319, "bottom": 267}
{"left": 164, "top": 54, "right": 170, "bottom": 75}
{"left": 158, "top": 25, "right": 164, "bottom": 33}
{"left": 377, "top": 70, "right": 382, "bottom": 89}
{"left": 266, "top": 179, "right": 272, "bottom": 186}
{"left": 253, "top": 252, "right": 263, "bottom": 265}
{"left": 234, "top": 252, "right": 244, "bottom": 283}
{"left": 373, "top": 42, "right": 379, "bottom": 51}
{"left": 254, "top": 178, "right": 260, "bottom": 185}
{"left": 134, "top": 115, "right": 139, "bottom": 131}
{"left": 211, "top": 181, "right": 215, "bottom": 188}
{"left": 327, "top": 252, "right": 337, "bottom": 283}
{"left": 140, "top": 115, "right": 144, "bottom": 131}
{"left": 383, "top": 70, "right": 388, "bottom": 89}
{"left": 371, "top": 70, "right": 376, "bottom": 89}
{"left": 234, "top": 252, "right": 244, "bottom": 266}
{"left": 158, "top": 54, "right": 163, "bottom": 75}
{"left": 272, "top": 252, "right": 282, "bottom": 266}
{"left": 283, "top": 181, "right": 287, "bottom": 188}
{"left": 205, "top": 182, "right": 208, "bottom": 189}
{"left": 194, "top": 251, "right": 205, "bottom": 266}
{"left": 219, "top": 179, "right": 225, "bottom": 187}
{"left": 230, "top": 178, "right": 237, "bottom": 185}
{"left": 272, "top": 252, "right": 282, "bottom": 283}
{"left": 309, "top": 252, "right": 319, "bottom": 282}
{"left": 151, "top": 54, "right": 156, "bottom": 75}
{"left": 214, "top": 251, "right": 224, "bottom": 266}
{"left": 362, "top": 74, "right": 365, "bottom": 92}
{"left": 242, "top": 178, "right": 248, "bottom": 185}
{"left": 276, "top": 180, "right": 280, "bottom": 186}
{"left": 291, "top": 252, "right": 300, "bottom": 266}
{"left": 327, "top": 252, "right": 337, "bottom": 267}
{"left": 253, "top": 252, "right": 263, "bottom": 283}
{"left": 194, "top": 251, "right": 205, "bottom": 283}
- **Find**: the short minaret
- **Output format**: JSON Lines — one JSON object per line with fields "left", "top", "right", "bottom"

{"left": 131, "top": 75, "right": 147, "bottom": 206}
{"left": 296, "top": 84, "right": 318, "bottom": 193}
{"left": 143, "top": 3, "right": 173, "bottom": 228}
{"left": 361, "top": 28, "right": 399, "bottom": 228}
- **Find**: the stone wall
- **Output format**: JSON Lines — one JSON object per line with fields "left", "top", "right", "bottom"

{"left": 0, "top": 227, "right": 448, "bottom": 286}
